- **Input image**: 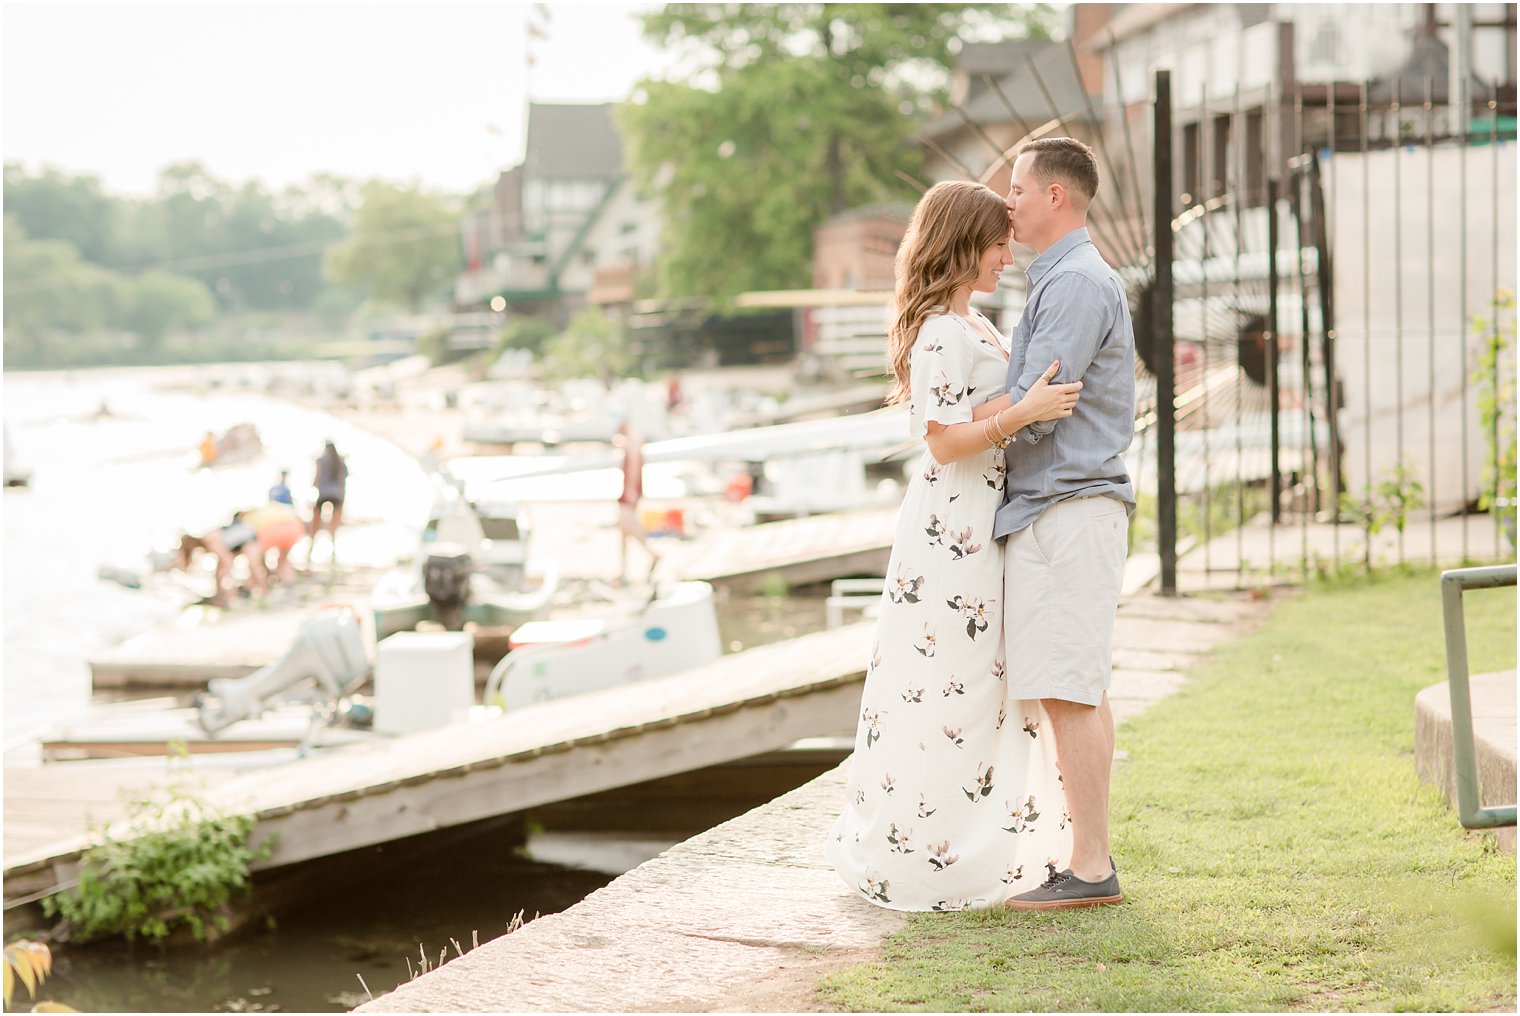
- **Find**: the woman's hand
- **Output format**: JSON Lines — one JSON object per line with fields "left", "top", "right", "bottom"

{"left": 1014, "top": 359, "right": 1082, "bottom": 423}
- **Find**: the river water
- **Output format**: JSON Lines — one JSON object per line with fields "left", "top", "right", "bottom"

{"left": 2, "top": 364, "right": 832, "bottom": 1012}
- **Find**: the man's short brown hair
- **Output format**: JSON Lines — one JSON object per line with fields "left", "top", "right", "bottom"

{"left": 1017, "top": 137, "right": 1099, "bottom": 203}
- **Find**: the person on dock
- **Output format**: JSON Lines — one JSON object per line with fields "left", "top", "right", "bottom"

{"left": 993, "top": 137, "right": 1136, "bottom": 911}
{"left": 244, "top": 500, "right": 306, "bottom": 585}
{"left": 308, "top": 441, "right": 348, "bottom": 559}
{"left": 826, "top": 180, "right": 1084, "bottom": 913}
{"left": 268, "top": 470, "right": 294, "bottom": 506}
{"left": 614, "top": 419, "right": 655, "bottom": 583}
{"left": 198, "top": 431, "right": 219, "bottom": 469}
{"left": 177, "top": 513, "right": 269, "bottom": 607}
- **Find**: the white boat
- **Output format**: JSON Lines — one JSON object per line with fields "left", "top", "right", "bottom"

{"left": 33, "top": 583, "right": 724, "bottom": 764}
{"left": 486, "top": 580, "right": 723, "bottom": 709}
{"left": 370, "top": 492, "right": 558, "bottom": 640}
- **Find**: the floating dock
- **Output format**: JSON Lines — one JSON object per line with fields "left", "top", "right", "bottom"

{"left": 6, "top": 622, "right": 876, "bottom": 910}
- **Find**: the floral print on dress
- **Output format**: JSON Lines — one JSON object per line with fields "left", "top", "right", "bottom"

{"left": 1002, "top": 795, "right": 1041, "bottom": 834}
{"left": 887, "top": 823, "right": 915, "bottom": 854}
{"left": 927, "top": 841, "right": 959, "bottom": 871}
{"left": 826, "top": 310, "right": 1071, "bottom": 912}
{"left": 929, "top": 374, "right": 966, "bottom": 407}
{"left": 945, "top": 526, "right": 982, "bottom": 560}
{"left": 862, "top": 708, "right": 885, "bottom": 748}
{"left": 947, "top": 595, "right": 994, "bottom": 640}
{"left": 914, "top": 623, "right": 937, "bottom": 658}
{"left": 983, "top": 460, "right": 1007, "bottom": 490}
{"left": 888, "top": 564, "right": 925, "bottom": 605}
{"left": 963, "top": 763, "right": 995, "bottom": 802}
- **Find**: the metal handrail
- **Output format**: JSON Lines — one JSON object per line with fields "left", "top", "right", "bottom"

{"left": 1439, "top": 563, "right": 1518, "bottom": 830}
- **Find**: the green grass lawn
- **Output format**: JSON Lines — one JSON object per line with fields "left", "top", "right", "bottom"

{"left": 817, "top": 568, "right": 1517, "bottom": 1012}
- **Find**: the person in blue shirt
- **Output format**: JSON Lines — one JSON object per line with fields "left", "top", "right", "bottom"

{"left": 268, "top": 470, "right": 294, "bottom": 506}
{"left": 994, "top": 137, "right": 1136, "bottom": 911}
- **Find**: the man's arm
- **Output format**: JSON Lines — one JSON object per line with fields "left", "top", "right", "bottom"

{"left": 1009, "top": 273, "right": 1111, "bottom": 443}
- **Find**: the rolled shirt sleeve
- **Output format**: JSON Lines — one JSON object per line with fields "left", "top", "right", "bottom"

{"left": 1010, "top": 273, "right": 1113, "bottom": 443}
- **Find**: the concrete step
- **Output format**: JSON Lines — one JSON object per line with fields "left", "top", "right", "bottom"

{"left": 1414, "top": 670, "right": 1516, "bottom": 853}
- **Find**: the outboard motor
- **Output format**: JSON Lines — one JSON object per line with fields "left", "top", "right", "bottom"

{"left": 198, "top": 611, "right": 369, "bottom": 733}
{"left": 422, "top": 542, "right": 474, "bottom": 630}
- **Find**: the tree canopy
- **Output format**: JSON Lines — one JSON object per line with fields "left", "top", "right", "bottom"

{"left": 2, "top": 162, "right": 465, "bottom": 365}
{"left": 618, "top": 3, "right": 1055, "bottom": 304}
{"left": 322, "top": 182, "right": 463, "bottom": 313}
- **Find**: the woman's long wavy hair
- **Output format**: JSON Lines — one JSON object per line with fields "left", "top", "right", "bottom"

{"left": 885, "top": 181, "right": 1010, "bottom": 404}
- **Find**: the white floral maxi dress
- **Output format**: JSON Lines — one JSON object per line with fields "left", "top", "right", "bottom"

{"left": 825, "top": 309, "right": 1072, "bottom": 912}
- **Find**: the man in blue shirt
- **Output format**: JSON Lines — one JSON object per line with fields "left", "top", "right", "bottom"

{"left": 997, "top": 137, "right": 1136, "bottom": 911}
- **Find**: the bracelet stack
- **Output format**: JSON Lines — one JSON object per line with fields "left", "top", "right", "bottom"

{"left": 984, "top": 411, "right": 1014, "bottom": 450}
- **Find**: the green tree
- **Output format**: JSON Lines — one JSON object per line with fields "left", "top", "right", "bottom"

{"left": 125, "top": 269, "right": 218, "bottom": 347}
{"left": 3, "top": 163, "right": 121, "bottom": 264}
{"left": 497, "top": 314, "right": 557, "bottom": 356}
{"left": 541, "top": 307, "right": 632, "bottom": 381}
{"left": 323, "top": 181, "right": 462, "bottom": 312}
{"left": 619, "top": 3, "right": 1050, "bottom": 303}
{"left": 2, "top": 216, "right": 129, "bottom": 363}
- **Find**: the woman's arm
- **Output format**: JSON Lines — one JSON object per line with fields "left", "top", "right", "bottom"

{"left": 971, "top": 394, "right": 1012, "bottom": 421}
{"left": 924, "top": 361, "right": 1080, "bottom": 465}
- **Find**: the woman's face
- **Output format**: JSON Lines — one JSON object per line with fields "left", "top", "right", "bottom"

{"left": 972, "top": 232, "right": 1014, "bottom": 294}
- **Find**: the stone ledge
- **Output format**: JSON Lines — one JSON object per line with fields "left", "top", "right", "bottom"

{"left": 356, "top": 760, "right": 897, "bottom": 1013}
{"left": 1414, "top": 671, "right": 1516, "bottom": 854}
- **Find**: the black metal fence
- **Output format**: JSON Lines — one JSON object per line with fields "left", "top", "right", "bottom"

{"left": 934, "top": 35, "right": 1515, "bottom": 593}
{"left": 1143, "top": 70, "right": 1517, "bottom": 593}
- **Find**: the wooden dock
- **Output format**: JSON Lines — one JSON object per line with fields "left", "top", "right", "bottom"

{"left": 672, "top": 506, "right": 897, "bottom": 594}
{"left": 4, "top": 765, "right": 237, "bottom": 865}
{"left": 5, "top": 621, "right": 875, "bottom": 909}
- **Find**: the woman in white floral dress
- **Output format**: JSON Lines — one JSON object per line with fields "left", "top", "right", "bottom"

{"left": 827, "top": 181, "right": 1084, "bottom": 912}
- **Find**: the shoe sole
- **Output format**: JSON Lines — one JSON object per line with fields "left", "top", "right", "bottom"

{"left": 1004, "top": 893, "right": 1124, "bottom": 911}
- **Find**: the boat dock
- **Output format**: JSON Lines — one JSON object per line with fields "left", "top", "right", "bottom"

{"left": 671, "top": 506, "right": 897, "bottom": 594}
{"left": 3, "top": 765, "right": 238, "bottom": 866}
{"left": 84, "top": 506, "right": 901, "bottom": 690}
{"left": 7, "top": 580, "right": 1269, "bottom": 911}
{"left": 5, "top": 621, "right": 875, "bottom": 910}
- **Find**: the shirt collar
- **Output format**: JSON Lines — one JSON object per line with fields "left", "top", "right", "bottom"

{"left": 1026, "top": 227, "right": 1092, "bottom": 286}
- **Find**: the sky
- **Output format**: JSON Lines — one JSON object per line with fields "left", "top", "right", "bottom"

{"left": 2, "top": 1, "right": 678, "bottom": 197}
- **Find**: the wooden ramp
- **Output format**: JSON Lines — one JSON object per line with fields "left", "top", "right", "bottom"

{"left": 673, "top": 507, "right": 897, "bottom": 593}
{"left": 4, "top": 766, "right": 237, "bottom": 866}
{"left": 5, "top": 622, "right": 875, "bottom": 909}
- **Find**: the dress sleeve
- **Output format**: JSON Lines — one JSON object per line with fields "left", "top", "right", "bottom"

{"left": 907, "top": 318, "right": 974, "bottom": 440}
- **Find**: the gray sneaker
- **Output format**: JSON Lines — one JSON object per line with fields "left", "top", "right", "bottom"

{"left": 1004, "top": 865, "right": 1123, "bottom": 911}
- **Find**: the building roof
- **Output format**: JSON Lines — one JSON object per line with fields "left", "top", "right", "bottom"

{"left": 1369, "top": 31, "right": 1488, "bottom": 103}
{"left": 920, "top": 40, "right": 1095, "bottom": 140}
{"left": 524, "top": 103, "right": 624, "bottom": 181}
{"left": 956, "top": 38, "right": 1053, "bottom": 76}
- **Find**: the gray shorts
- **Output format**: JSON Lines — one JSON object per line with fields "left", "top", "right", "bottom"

{"left": 1003, "top": 495, "right": 1129, "bottom": 705}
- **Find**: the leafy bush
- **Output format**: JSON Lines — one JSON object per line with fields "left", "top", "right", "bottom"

{"left": 42, "top": 754, "right": 271, "bottom": 945}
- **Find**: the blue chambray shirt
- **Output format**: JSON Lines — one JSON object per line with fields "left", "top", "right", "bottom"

{"left": 993, "top": 227, "right": 1136, "bottom": 539}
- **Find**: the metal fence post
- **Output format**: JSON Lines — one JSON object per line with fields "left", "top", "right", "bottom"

{"left": 1154, "top": 70, "right": 1177, "bottom": 595}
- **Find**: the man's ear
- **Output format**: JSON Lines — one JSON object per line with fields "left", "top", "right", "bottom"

{"left": 1048, "top": 181, "right": 1067, "bottom": 209}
